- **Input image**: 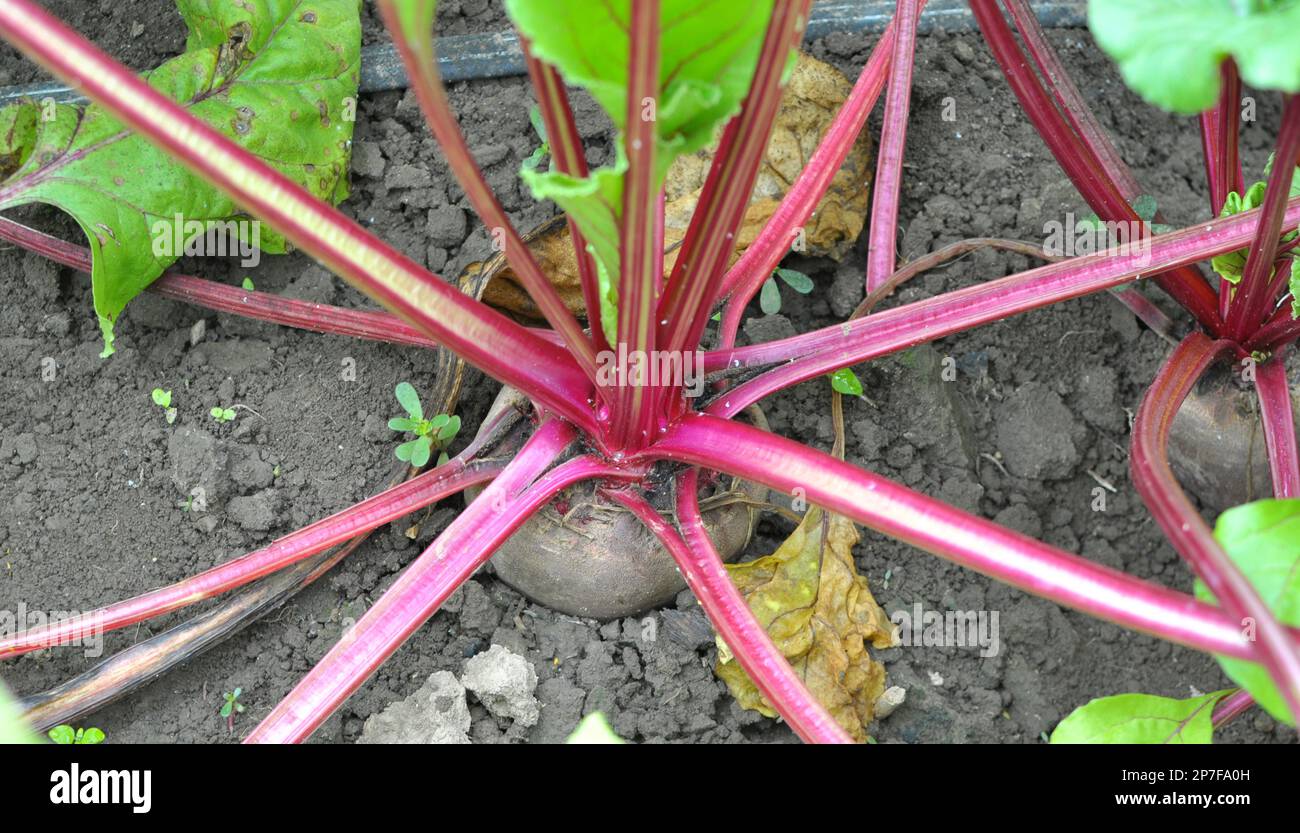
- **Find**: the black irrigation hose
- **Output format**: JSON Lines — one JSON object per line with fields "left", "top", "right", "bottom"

{"left": 0, "top": 1, "right": 1088, "bottom": 107}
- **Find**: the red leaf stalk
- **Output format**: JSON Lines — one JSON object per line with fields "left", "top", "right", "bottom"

{"left": 1254, "top": 346, "right": 1300, "bottom": 498}
{"left": 864, "top": 0, "right": 922, "bottom": 294}
{"left": 1131, "top": 333, "right": 1300, "bottom": 720}
{"left": 605, "top": 473, "right": 853, "bottom": 743}
{"left": 646, "top": 414, "right": 1277, "bottom": 662}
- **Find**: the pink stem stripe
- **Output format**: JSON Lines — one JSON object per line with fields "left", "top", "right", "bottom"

{"left": 610, "top": 0, "right": 661, "bottom": 449}
{"left": 1225, "top": 95, "right": 1300, "bottom": 340}
{"left": 0, "top": 455, "right": 504, "bottom": 660}
{"left": 704, "top": 197, "right": 1300, "bottom": 417}
{"left": 246, "top": 423, "right": 631, "bottom": 743}
{"left": 0, "top": 0, "right": 598, "bottom": 434}
{"left": 644, "top": 414, "right": 1277, "bottom": 662}
{"left": 1211, "top": 689, "right": 1255, "bottom": 729}
{"left": 604, "top": 476, "right": 852, "bottom": 743}
{"left": 864, "top": 0, "right": 921, "bottom": 294}
{"left": 150, "top": 274, "right": 438, "bottom": 350}
{"left": 1197, "top": 62, "right": 1242, "bottom": 321}
{"left": 521, "top": 42, "right": 609, "bottom": 356}
{"left": 375, "top": 0, "right": 599, "bottom": 383}
{"left": 1255, "top": 346, "right": 1300, "bottom": 497}
{"left": 716, "top": 13, "right": 899, "bottom": 348}
{"left": 1214, "top": 61, "right": 1245, "bottom": 209}
{"left": 1198, "top": 67, "right": 1236, "bottom": 219}
{"left": 1131, "top": 333, "right": 1300, "bottom": 721}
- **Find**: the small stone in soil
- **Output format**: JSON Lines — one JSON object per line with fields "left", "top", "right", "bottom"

{"left": 226, "top": 488, "right": 281, "bottom": 532}
{"left": 426, "top": 205, "right": 468, "bottom": 248}
{"left": 828, "top": 261, "right": 865, "bottom": 318}
{"left": 351, "top": 141, "right": 385, "bottom": 179}
{"left": 460, "top": 644, "right": 539, "bottom": 727}
{"left": 168, "top": 425, "right": 229, "bottom": 504}
{"left": 358, "top": 671, "right": 470, "bottom": 745}
{"left": 743, "top": 313, "right": 798, "bottom": 345}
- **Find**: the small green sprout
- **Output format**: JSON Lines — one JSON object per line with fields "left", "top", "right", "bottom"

{"left": 221, "top": 687, "right": 246, "bottom": 735}
{"left": 389, "top": 382, "right": 460, "bottom": 468}
{"left": 759, "top": 267, "right": 814, "bottom": 315}
{"left": 48, "top": 725, "right": 105, "bottom": 745}
{"left": 241, "top": 277, "right": 255, "bottom": 291}
{"left": 522, "top": 105, "right": 550, "bottom": 171}
{"left": 151, "top": 388, "right": 177, "bottom": 424}
{"left": 210, "top": 406, "right": 236, "bottom": 423}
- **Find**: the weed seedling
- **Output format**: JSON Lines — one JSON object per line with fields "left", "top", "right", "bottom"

{"left": 209, "top": 406, "right": 236, "bottom": 423}
{"left": 48, "top": 725, "right": 105, "bottom": 744}
{"left": 522, "top": 105, "right": 550, "bottom": 171}
{"left": 758, "top": 267, "right": 813, "bottom": 315}
{"left": 151, "top": 387, "right": 177, "bottom": 424}
{"left": 221, "top": 687, "right": 246, "bottom": 735}
{"left": 389, "top": 382, "right": 460, "bottom": 468}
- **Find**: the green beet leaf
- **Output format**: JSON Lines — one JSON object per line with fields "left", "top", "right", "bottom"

{"left": 1090, "top": 0, "right": 1300, "bottom": 114}
{"left": 506, "top": 0, "right": 775, "bottom": 345}
{"left": 0, "top": 0, "right": 361, "bottom": 356}
{"left": 1211, "top": 183, "right": 1268, "bottom": 285}
{"left": 1196, "top": 498, "right": 1300, "bottom": 726}
{"left": 1211, "top": 161, "right": 1300, "bottom": 289}
{"left": 1051, "top": 690, "right": 1232, "bottom": 744}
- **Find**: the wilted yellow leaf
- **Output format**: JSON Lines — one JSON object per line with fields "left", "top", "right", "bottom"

{"left": 716, "top": 505, "right": 897, "bottom": 742}
{"left": 480, "top": 52, "right": 872, "bottom": 321}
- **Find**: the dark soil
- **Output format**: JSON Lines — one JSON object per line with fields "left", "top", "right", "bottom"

{"left": 0, "top": 2, "right": 1292, "bottom": 744}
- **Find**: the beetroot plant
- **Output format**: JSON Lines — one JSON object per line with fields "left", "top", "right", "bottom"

{"left": 2, "top": 0, "right": 1300, "bottom": 744}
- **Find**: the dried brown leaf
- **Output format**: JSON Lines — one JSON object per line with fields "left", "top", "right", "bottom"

{"left": 716, "top": 505, "right": 897, "bottom": 742}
